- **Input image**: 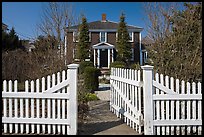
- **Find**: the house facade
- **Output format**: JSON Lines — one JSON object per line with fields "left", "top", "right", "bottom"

{"left": 65, "top": 14, "right": 145, "bottom": 68}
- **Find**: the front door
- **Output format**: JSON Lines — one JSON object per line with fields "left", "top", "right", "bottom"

{"left": 100, "top": 49, "right": 108, "bottom": 68}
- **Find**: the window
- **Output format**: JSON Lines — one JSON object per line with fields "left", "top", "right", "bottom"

{"left": 142, "top": 50, "right": 148, "bottom": 63}
{"left": 100, "top": 32, "right": 107, "bottom": 42}
{"left": 116, "top": 32, "right": 118, "bottom": 42}
{"left": 89, "top": 32, "right": 91, "bottom": 42}
{"left": 73, "top": 31, "right": 91, "bottom": 42}
{"left": 116, "top": 32, "right": 133, "bottom": 42}
{"left": 131, "top": 48, "right": 134, "bottom": 61}
{"left": 73, "top": 31, "right": 79, "bottom": 42}
{"left": 128, "top": 32, "right": 134, "bottom": 42}
{"left": 73, "top": 48, "right": 76, "bottom": 59}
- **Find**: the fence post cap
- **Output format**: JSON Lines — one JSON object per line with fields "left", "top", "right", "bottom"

{"left": 141, "top": 65, "right": 154, "bottom": 70}
{"left": 67, "top": 63, "right": 79, "bottom": 69}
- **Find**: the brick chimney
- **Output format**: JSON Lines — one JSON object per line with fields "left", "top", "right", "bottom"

{"left": 102, "top": 13, "right": 106, "bottom": 22}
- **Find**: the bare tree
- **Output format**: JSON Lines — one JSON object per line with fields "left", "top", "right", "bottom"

{"left": 143, "top": 2, "right": 202, "bottom": 82}
{"left": 143, "top": 2, "right": 183, "bottom": 42}
{"left": 37, "top": 2, "right": 79, "bottom": 60}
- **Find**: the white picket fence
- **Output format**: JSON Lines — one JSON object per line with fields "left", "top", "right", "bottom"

{"left": 110, "top": 67, "right": 143, "bottom": 134}
{"left": 2, "top": 64, "right": 79, "bottom": 135}
{"left": 110, "top": 65, "right": 202, "bottom": 135}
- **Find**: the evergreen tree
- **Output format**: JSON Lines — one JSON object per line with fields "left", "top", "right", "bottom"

{"left": 76, "top": 16, "right": 90, "bottom": 61}
{"left": 2, "top": 27, "right": 20, "bottom": 51}
{"left": 116, "top": 13, "right": 132, "bottom": 66}
{"left": 8, "top": 27, "right": 20, "bottom": 49}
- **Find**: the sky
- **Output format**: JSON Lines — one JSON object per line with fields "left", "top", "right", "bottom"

{"left": 2, "top": 2, "right": 185, "bottom": 41}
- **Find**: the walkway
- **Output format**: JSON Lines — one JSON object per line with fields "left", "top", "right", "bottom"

{"left": 77, "top": 84, "right": 141, "bottom": 135}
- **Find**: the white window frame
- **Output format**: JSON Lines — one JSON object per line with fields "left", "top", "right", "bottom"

{"left": 142, "top": 50, "right": 148, "bottom": 63}
{"left": 100, "top": 32, "right": 107, "bottom": 42}
{"left": 116, "top": 32, "right": 118, "bottom": 42}
{"left": 73, "top": 31, "right": 80, "bottom": 42}
{"left": 73, "top": 31, "right": 91, "bottom": 42}
{"left": 128, "top": 32, "right": 134, "bottom": 42}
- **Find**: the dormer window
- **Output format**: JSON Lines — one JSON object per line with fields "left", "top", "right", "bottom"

{"left": 100, "top": 32, "right": 107, "bottom": 42}
{"left": 129, "top": 32, "right": 134, "bottom": 42}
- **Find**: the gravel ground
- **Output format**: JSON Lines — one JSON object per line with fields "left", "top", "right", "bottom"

{"left": 77, "top": 100, "right": 141, "bottom": 135}
{"left": 77, "top": 84, "right": 141, "bottom": 135}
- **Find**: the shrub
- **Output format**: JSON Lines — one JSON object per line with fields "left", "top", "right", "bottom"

{"left": 84, "top": 93, "right": 99, "bottom": 101}
{"left": 110, "top": 61, "right": 126, "bottom": 68}
{"left": 83, "top": 66, "right": 100, "bottom": 93}
{"left": 78, "top": 61, "right": 94, "bottom": 74}
{"left": 130, "top": 63, "right": 141, "bottom": 70}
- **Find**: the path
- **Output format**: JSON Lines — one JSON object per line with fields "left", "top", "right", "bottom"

{"left": 77, "top": 84, "right": 141, "bottom": 135}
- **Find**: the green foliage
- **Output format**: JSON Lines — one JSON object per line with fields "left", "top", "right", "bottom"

{"left": 76, "top": 16, "right": 90, "bottom": 61}
{"left": 84, "top": 93, "right": 99, "bottom": 101}
{"left": 79, "top": 61, "right": 94, "bottom": 74}
{"left": 2, "top": 27, "right": 21, "bottom": 51}
{"left": 109, "top": 61, "right": 126, "bottom": 68}
{"left": 116, "top": 13, "right": 132, "bottom": 66}
{"left": 83, "top": 66, "right": 100, "bottom": 93}
{"left": 130, "top": 63, "right": 141, "bottom": 70}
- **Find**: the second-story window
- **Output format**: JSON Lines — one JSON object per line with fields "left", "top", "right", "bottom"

{"left": 73, "top": 31, "right": 79, "bottom": 42}
{"left": 100, "top": 32, "right": 107, "bottom": 42}
{"left": 129, "top": 32, "right": 133, "bottom": 42}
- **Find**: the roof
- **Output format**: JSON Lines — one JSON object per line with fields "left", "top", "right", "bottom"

{"left": 2, "top": 23, "right": 8, "bottom": 31}
{"left": 67, "top": 20, "right": 143, "bottom": 32}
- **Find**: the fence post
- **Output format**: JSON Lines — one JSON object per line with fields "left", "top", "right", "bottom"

{"left": 68, "top": 63, "right": 79, "bottom": 135}
{"left": 141, "top": 65, "right": 154, "bottom": 135}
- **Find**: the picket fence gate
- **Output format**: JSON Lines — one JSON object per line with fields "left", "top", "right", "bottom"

{"left": 110, "top": 65, "right": 202, "bottom": 135}
{"left": 2, "top": 64, "right": 79, "bottom": 135}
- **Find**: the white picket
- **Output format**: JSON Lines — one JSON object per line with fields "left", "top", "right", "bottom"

{"left": 9, "top": 80, "right": 13, "bottom": 133}
{"left": 41, "top": 77, "right": 45, "bottom": 133}
{"left": 175, "top": 79, "right": 180, "bottom": 135}
{"left": 3, "top": 80, "right": 7, "bottom": 133}
{"left": 14, "top": 80, "right": 18, "bottom": 133}
{"left": 155, "top": 73, "right": 160, "bottom": 135}
{"left": 192, "top": 82, "right": 196, "bottom": 134}
{"left": 62, "top": 71, "right": 66, "bottom": 135}
{"left": 170, "top": 77, "right": 174, "bottom": 135}
{"left": 186, "top": 82, "right": 191, "bottom": 135}
{"left": 57, "top": 72, "right": 61, "bottom": 133}
{"left": 31, "top": 80, "right": 35, "bottom": 133}
{"left": 160, "top": 74, "right": 165, "bottom": 135}
{"left": 20, "top": 81, "right": 24, "bottom": 134}
{"left": 66, "top": 69, "right": 70, "bottom": 134}
{"left": 197, "top": 82, "right": 202, "bottom": 135}
{"left": 52, "top": 74, "right": 56, "bottom": 134}
{"left": 181, "top": 80, "right": 185, "bottom": 135}
{"left": 25, "top": 80, "right": 29, "bottom": 134}
{"left": 47, "top": 75, "right": 51, "bottom": 134}
{"left": 138, "top": 70, "right": 142, "bottom": 134}
{"left": 165, "top": 76, "right": 170, "bottom": 135}
{"left": 36, "top": 79, "right": 40, "bottom": 134}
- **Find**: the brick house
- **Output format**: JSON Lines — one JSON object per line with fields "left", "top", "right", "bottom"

{"left": 65, "top": 14, "right": 145, "bottom": 68}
